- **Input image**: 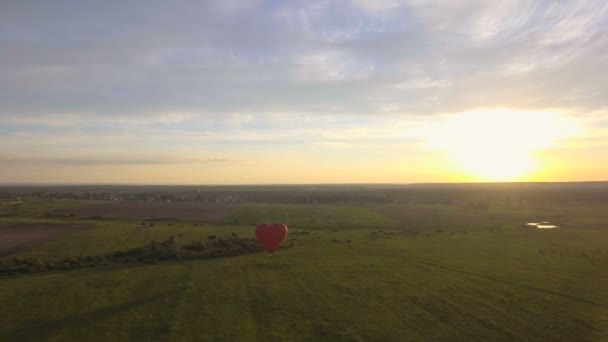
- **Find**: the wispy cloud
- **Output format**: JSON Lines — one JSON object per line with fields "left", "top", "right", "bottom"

{"left": 1, "top": 0, "right": 606, "bottom": 120}
{"left": 1, "top": 0, "right": 607, "bottom": 182}
{"left": 0, "top": 155, "right": 241, "bottom": 166}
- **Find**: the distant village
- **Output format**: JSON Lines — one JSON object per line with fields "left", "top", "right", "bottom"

{"left": 0, "top": 186, "right": 392, "bottom": 205}
{"left": 5, "top": 184, "right": 601, "bottom": 206}
{"left": 0, "top": 190, "right": 248, "bottom": 203}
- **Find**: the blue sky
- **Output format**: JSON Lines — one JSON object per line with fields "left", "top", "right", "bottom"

{"left": 1, "top": 1, "right": 607, "bottom": 183}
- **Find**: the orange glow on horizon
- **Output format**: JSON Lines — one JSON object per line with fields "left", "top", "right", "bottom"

{"left": 420, "top": 109, "right": 582, "bottom": 182}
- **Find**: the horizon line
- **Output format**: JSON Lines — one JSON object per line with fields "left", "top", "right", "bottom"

{"left": 1, "top": 180, "right": 607, "bottom": 187}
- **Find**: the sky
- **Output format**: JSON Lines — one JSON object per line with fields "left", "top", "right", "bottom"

{"left": 1, "top": 0, "right": 608, "bottom": 184}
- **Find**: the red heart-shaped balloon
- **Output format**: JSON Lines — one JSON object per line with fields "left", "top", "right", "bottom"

{"left": 255, "top": 223, "right": 288, "bottom": 254}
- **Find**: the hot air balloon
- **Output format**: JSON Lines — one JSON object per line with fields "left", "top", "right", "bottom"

{"left": 255, "top": 223, "right": 288, "bottom": 255}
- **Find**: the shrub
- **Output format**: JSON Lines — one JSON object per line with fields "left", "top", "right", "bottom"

{"left": 0, "top": 236, "right": 268, "bottom": 277}
{"left": 183, "top": 241, "right": 207, "bottom": 252}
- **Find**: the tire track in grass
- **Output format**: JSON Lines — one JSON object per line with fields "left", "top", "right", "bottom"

{"left": 1, "top": 264, "right": 193, "bottom": 341}
{"left": 356, "top": 245, "right": 608, "bottom": 309}
{"left": 344, "top": 244, "right": 601, "bottom": 341}
{"left": 164, "top": 262, "right": 196, "bottom": 339}
{"left": 339, "top": 245, "right": 488, "bottom": 341}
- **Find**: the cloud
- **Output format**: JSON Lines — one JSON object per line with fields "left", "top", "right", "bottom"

{"left": 350, "top": 0, "right": 405, "bottom": 13}
{"left": 290, "top": 49, "right": 375, "bottom": 83}
{"left": 2, "top": 1, "right": 606, "bottom": 119}
{"left": 395, "top": 78, "right": 451, "bottom": 89}
{"left": 0, "top": 154, "right": 241, "bottom": 166}
{"left": 1, "top": 0, "right": 607, "bottom": 152}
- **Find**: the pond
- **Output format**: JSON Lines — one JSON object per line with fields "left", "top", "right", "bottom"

{"left": 526, "top": 222, "right": 558, "bottom": 229}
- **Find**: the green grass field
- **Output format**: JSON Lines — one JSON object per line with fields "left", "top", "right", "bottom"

{"left": 229, "top": 203, "right": 398, "bottom": 227}
{"left": 1, "top": 198, "right": 607, "bottom": 341}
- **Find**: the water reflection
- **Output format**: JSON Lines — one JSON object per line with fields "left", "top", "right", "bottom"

{"left": 526, "top": 222, "right": 558, "bottom": 229}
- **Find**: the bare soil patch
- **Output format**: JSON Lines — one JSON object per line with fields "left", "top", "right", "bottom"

{"left": 0, "top": 223, "right": 90, "bottom": 257}
{"left": 53, "top": 201, "right": 235, "bottom": 221}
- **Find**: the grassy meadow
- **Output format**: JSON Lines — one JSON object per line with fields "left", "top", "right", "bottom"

{"left": 1, "top": 187, "right": 608, "bottom": 341}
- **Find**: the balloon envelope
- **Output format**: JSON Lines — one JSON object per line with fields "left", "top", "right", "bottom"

{"left": 255, "top": 223, "right": 288, "bottom": 254}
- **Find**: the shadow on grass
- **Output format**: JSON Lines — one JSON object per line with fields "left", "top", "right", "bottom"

{"left": 253, "top": 260, "right": 292, "bottom": 269}
{"left": 2, "top": 286, "right": 190, "bottom": 341}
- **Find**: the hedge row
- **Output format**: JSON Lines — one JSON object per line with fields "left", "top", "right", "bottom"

{"left": 0, "top": 236, "right": 287, "bottom": 276}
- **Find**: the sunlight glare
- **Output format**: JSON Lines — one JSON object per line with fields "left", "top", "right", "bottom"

{"left": 424, "top": 109, "right": 579, "bottom": 181}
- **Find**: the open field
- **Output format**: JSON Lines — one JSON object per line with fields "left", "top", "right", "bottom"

{"left": 0, "top": 223, "right": 90, "bottom": 257}
{"left": 2, "top": 225, "right": 608, "bottom": 341}
{"left": 228, "top": 203, "right": 397, "bottom": 227}
{"left": 53, "top": 201, "right": 235, "bottom": 221}
{"left": 1, "top": 184, "right": 607, "bottom": 341}
{"left": 0, "top": 199, "right": 109, "bottom": 217}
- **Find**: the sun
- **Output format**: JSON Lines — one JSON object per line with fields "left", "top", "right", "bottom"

{"left": 449, "top": 148, "right": 534, "bottom": 181}
{"left": 423, "top": 109, "right": 578, "bottom": 181}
